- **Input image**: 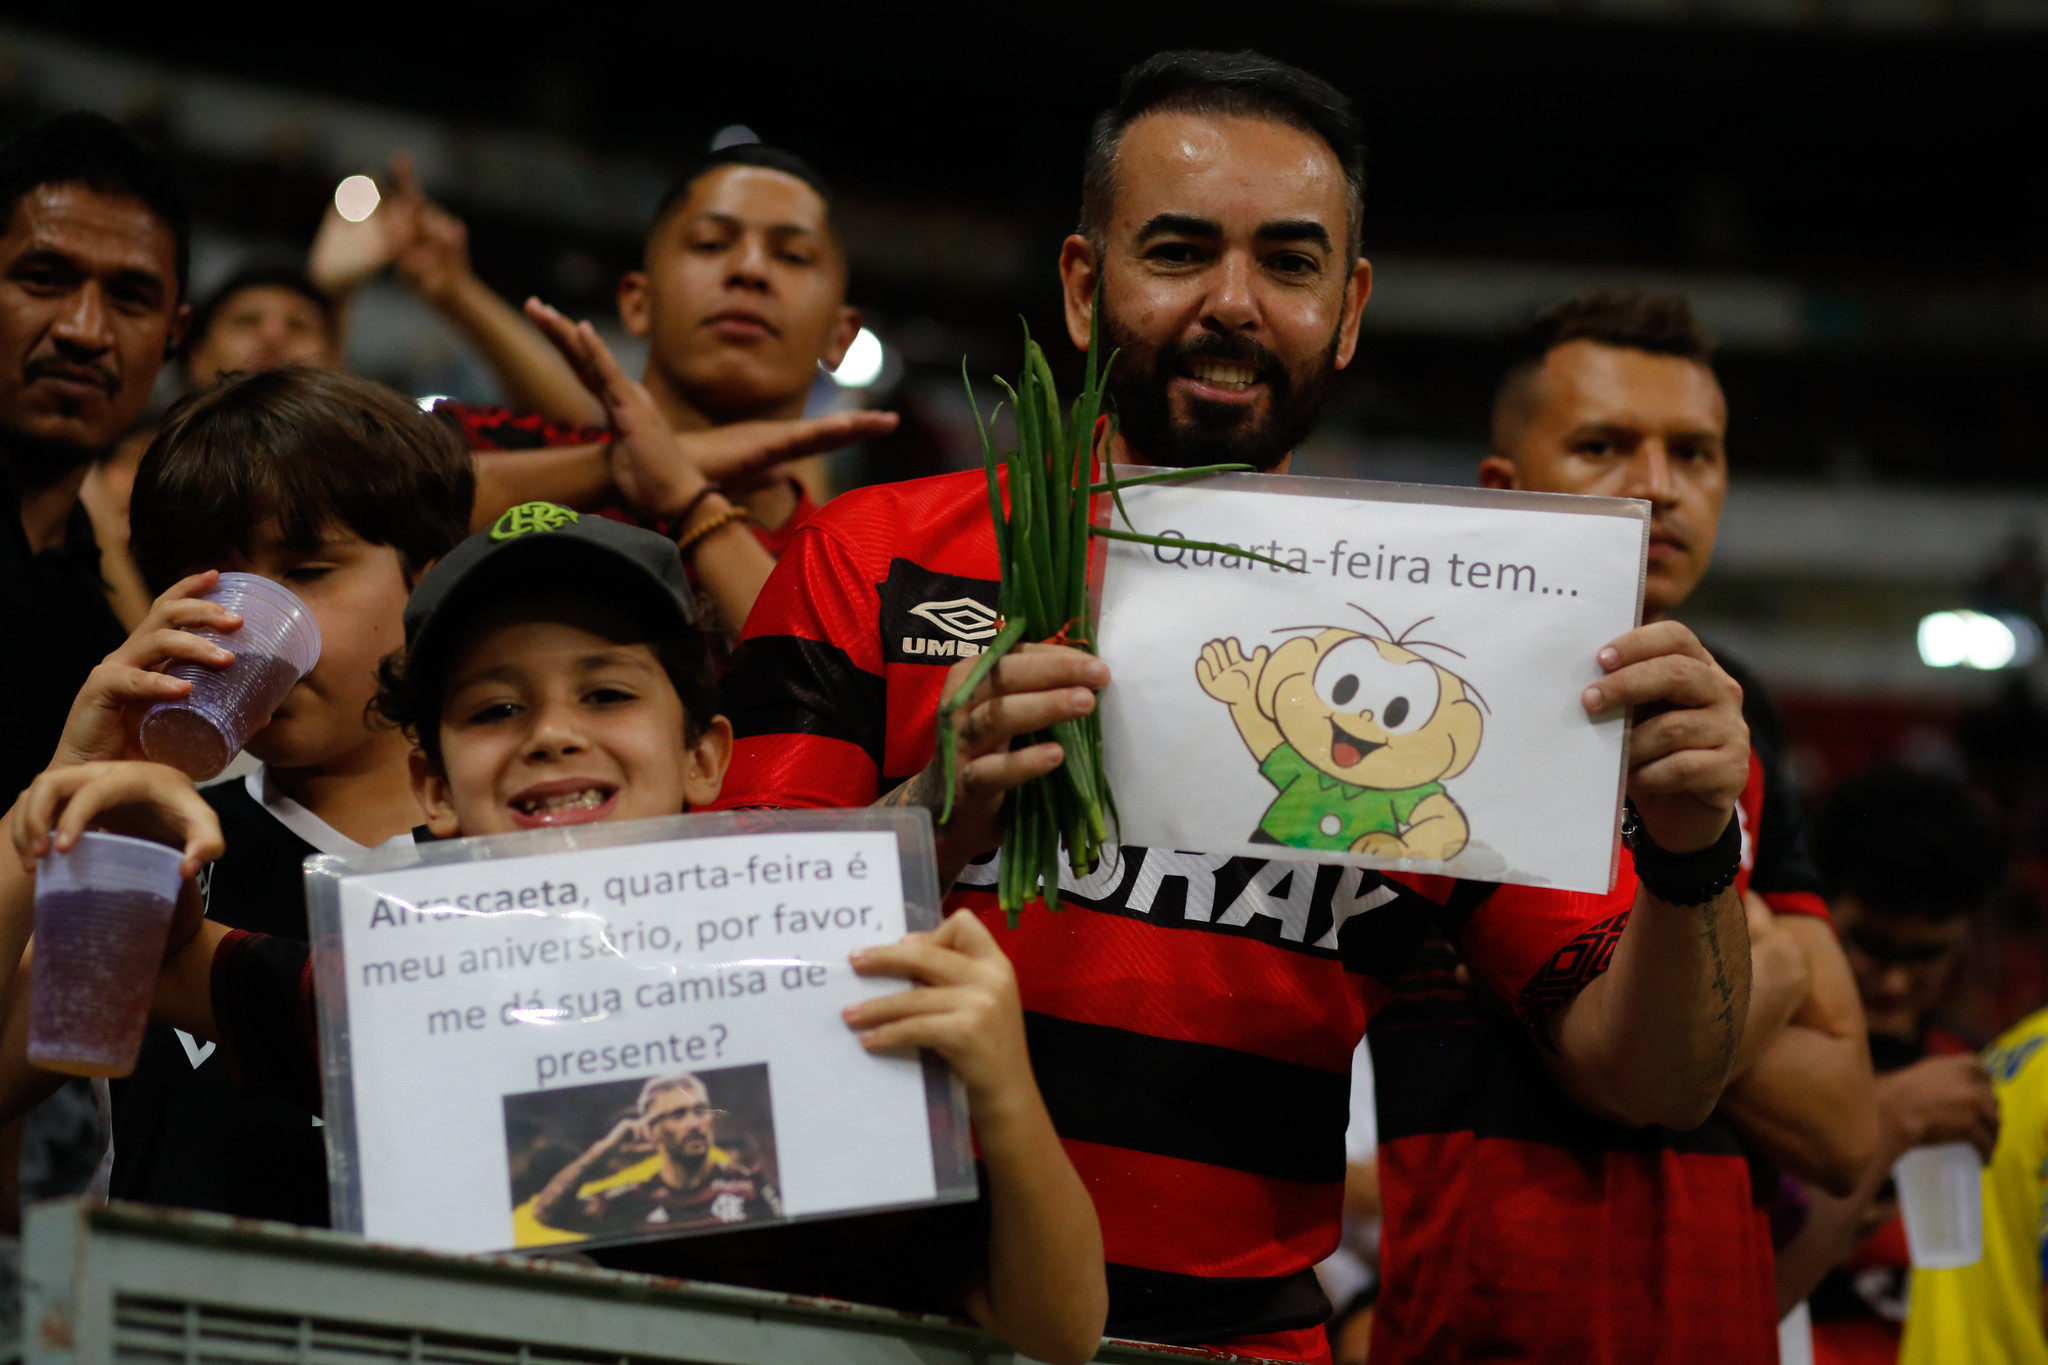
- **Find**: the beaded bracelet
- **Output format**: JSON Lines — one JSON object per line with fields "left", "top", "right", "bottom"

{"left": 671, "top": 484, "right": 722, "bottom": 530}
{"left": 676, "top": 505, "right": 751, "bottom": 561}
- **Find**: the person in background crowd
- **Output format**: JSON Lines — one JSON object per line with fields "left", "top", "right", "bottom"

{"left": 305, "top": 154, "right": 598, "bottom": 425}
{"left": 0, "top": 108, "right": 190, "bottom": 1248}
{"left": 1899, "top": 999, "right": 2047, "bottom": 1364}
{"left": 84, "top": 155, "right": 603, "bottom": 633}
{"left": 0, "top": 110, "right": 188, "bottom": 826}
{"left": 719, "top": 52, "right": 1760, "bottom": 1362}
{"left": 493, "top": 143, "right": 898, "bottom": 640}
{"left": 182, "top": 264, "right": 340, "bottom": 385}
{"left": 1775, "top": 765, "right": 2005, "bottom": 1363}
{"left": 82, "top": 263, "right": 343, "bottom": 630}
{"left": 1366, "top": 290, "right": 1878, "bottom": 1365}
{"left": 78, "top": 159, "right": 605, "bottom": 634}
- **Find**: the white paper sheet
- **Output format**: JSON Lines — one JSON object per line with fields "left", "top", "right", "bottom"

{"left": 1095, "top": 473, "right": 1646, "bottom": 894}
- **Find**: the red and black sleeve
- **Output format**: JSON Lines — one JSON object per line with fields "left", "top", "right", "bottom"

{"left": 1387, "top": 871, "right": 1639, "bottom": 1033}
{"left": 715, "top": 521, "right": 888, "bottom": 811}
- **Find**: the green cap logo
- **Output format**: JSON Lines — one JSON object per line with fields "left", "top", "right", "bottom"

{"left": 490, "top": 502, "right": 580, "bottom": 541}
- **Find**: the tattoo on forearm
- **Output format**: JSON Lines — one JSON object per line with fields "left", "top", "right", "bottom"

{"left": 1701, "top": 892, "right": 1740, "bottom": 1070}
{"left": 876, "top": 767, "right": 945, "bottom": 820}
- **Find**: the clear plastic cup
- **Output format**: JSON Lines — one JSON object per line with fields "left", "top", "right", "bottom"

{"left": 29, "top": 831, "right": 186, "bottom": 1078}
{"left": 1893, "top": 1141, "right": 1985, "bottom": 1270}
{"left": 140, "top": 573, "right": 321, "bottom": 780}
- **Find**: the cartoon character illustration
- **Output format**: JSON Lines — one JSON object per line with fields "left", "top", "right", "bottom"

{"left": 1195, "top": 613, "right": 1485, "bottom": 861}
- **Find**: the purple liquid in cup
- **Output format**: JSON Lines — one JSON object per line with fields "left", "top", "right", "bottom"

{"left": 30, "top": 831, "right": 186, "bottom": 1078}
{"left": 141, "top": 573, "right": 321, "bottom": 780}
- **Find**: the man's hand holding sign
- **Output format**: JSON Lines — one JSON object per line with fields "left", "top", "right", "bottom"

{"left": 1553, "top": 617, "right": 1753, "bottom": 1129}
{"left": 1590, "top": 619, "right": 1751, "bottom": 857}
{"left": 884, "top": 645, "right": 1108, "bottom": 892}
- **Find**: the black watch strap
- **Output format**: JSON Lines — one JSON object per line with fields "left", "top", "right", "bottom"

{"left": 1623, "top": 802, "right": 1741, "bottom": 907}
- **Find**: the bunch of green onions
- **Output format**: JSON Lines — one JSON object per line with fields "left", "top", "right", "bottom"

{"left": 939, "top": 307, "right": 1297, "bottom": 922}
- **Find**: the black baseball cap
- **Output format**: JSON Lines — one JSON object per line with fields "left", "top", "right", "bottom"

{"left": 402, "top": 502, "right": 699, "bottom": 711}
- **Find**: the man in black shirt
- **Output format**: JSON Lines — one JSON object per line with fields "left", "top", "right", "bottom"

{"left": 0, "top": 111, "right": 189, "bottom": 804}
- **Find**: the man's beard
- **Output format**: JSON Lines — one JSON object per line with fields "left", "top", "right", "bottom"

{"left": 1100, "top": 312, "right": 1341, "bottom": 472}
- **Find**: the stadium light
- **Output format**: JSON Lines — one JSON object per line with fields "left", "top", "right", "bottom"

{"left": 334, "top": 175, "right": 381, "bottom": 223}
{"left": 1917, "top": 610, "right": 2040, "bottom": 670}
{"left": 831, "top": 328, "right": 886, "bottom": 389}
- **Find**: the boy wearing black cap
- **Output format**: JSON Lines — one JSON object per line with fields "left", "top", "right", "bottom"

{"left": 381, "top": 498, "right": 731, "bottom": 836}
{"left": 10, "top": 504, "right": 1109, "bottom": 1365}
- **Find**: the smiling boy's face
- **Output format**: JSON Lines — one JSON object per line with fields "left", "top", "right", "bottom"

{"left": 1265, "top": 629, "right": 1483, "bottom": 790}
{"left": 414, "top": 597, "right": 730, "bottom": 838}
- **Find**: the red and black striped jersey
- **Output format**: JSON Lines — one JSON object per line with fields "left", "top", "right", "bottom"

{"left": 717, "top": 469, "right": 1638, "bottom": 1362}
{"left": 1366, "top": 724, "right": 1830, "bottom": 1365}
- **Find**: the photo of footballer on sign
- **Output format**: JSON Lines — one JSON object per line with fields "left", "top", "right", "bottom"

{"left": 507, "top": 1064, "right": 780, "bottom": 1247}
{"left": 1094, "top": 471, "right": 1648, "bottom": 895}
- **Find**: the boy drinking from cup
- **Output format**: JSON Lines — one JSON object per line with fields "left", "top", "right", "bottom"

{"left": 0, "top": 365, "right": 476, "bottom": 1226}
{"left": 7, "top": 507, "right": 1109, "bottom": 1365}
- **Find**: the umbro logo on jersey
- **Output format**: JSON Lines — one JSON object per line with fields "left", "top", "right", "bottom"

{"left": 904, "top": 598, "right": 999, "bottom": 657}
{"left": 880, "top": 560, "right": 1001, "bottom": 666}
{"left": 911, "top": 598, "right": 1000, "bottom": 642}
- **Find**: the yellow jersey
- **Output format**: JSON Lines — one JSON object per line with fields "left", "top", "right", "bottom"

{"left": 1901, "top": 1007, "right": 2048, "bottom": 1365}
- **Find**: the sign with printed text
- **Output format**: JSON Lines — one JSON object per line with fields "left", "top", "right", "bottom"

{"left": 1094, "top": 471, "right": 1647, "bottom": 894}
{"left": 305, "top": 810, "right": 971, "bottom": 1256}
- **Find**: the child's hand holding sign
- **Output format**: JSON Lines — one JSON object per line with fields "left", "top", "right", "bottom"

{"left": 845, "top": 909, "right": 1107, "bottom": 1364}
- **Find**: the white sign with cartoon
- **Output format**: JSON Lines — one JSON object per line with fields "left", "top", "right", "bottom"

{"left": 1094, "top": 472, "right": 1648, "bottom": 894}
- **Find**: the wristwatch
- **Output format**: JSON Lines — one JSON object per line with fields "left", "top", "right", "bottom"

{"left": 1622, "top": 801, "right": 1741, "bottom": 906}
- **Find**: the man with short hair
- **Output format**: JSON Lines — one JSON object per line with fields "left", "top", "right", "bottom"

{"left": 722, "top": 55, "right": 1757, "bottom": 1361}
{"left": 1366, "top": 290, "right": 1879, "bottom": 1364}
{"left": 1061, "top": 52, "right": 1369, "bottom": 474}
{"left": 531, "top": 1074, "right": 780, "bottom": 1238}
{"left": 479, "top": 143, "right": 899, "bottom": 637}
{"left": 0, "top": 110, "right": 189, "bottom": 805}
{"left": 0, "top": 108, "right": 191, "bottom": 1249}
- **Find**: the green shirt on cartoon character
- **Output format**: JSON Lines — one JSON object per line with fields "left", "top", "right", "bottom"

{"left": 1196, "top": 623, "right": 1485, "bottom": 862}
{"left": 1256, "top": 744, "right": 1447, "bottom": 852}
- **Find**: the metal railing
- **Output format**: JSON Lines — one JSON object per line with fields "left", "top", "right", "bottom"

{"left": 21, "top": 1200, "right": 1275, "bottom": 1365}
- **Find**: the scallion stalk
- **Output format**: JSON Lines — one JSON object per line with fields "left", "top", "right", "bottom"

{"left": 940, "top": 301, "right": 1304, "bottom": 922}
